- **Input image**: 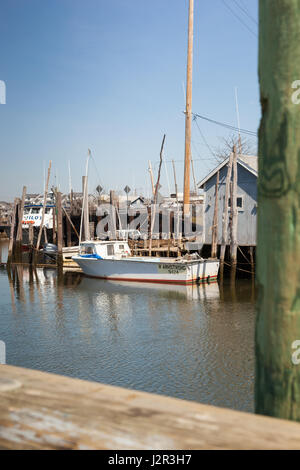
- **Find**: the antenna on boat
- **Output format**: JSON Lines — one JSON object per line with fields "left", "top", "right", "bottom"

{"left": 183, "top": 0, "right": 194, "bottom": 216}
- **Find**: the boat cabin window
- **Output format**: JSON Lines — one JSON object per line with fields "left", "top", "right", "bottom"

{"left": 119, "top": 245, "right": 124, "bottom": 250}
{"left": 24, "top": 208, "right": 30, "bottom": 214}
{"left": 107, "top": 244, "right": 115, "bottom": 256}
{"left": 45, "top": 208, "right": 51, "bottom": 214}
{"left": 31, "top": 208, "right": 41, "bottom": 214}
{"left": 80, "top": 245, "right": 95, "bottom": 255}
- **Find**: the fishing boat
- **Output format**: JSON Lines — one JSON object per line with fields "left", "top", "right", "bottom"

{"left": 22, "top": 204, "right": 55, "bottom": 229}
{"left": 72, "top": 240, "right": 219, "bottom": 285}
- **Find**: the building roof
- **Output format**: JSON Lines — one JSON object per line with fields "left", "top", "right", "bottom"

{"left": 197, "top": 155, "right": 258, "bottom": 189}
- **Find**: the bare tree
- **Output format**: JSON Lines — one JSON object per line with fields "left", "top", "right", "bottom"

{"left": 214, "top": 134, "right": 257, "bottom": 163}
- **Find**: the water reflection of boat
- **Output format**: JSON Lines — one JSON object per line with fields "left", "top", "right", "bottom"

{"left": 78, "top": 276, "right": 220, "bottom": 301}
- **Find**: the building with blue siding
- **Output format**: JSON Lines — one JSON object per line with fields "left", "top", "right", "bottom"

{"left": 198, "top": 155, "right": 258, "bottom": 247}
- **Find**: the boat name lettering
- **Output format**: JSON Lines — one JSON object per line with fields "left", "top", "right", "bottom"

{"left": 158, "top": 264, "right": 186, "bottom": 274}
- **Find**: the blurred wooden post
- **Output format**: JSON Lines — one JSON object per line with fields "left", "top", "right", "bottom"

{"left": 256, "top": 0, "right": 300, "bottom": 421}
{"left": 211, "top": 171, "right": 219, "bottom": 258}
{"left": 56, "top": 192, "right": 63, "bottom": 268}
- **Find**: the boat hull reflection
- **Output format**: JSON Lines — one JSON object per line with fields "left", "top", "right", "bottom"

{"left": 78, "top": 277, "right": 220, "bottom": 301}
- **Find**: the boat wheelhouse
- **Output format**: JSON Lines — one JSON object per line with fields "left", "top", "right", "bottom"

{"left": 22, "top": 205, "right": 55, "bottom": 229}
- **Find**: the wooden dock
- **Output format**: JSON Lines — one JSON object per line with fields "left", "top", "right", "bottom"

{"left": 0, "top": 365, "right": 300, "bottom": 450}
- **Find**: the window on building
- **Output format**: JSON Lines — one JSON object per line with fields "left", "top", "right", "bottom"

{"left": 228, "top": 196, "right": 244, "bottom": 210}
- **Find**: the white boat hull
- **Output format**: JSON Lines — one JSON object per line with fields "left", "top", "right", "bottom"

{"left": 72, "top": 256, "right": 219, "bottom": 285}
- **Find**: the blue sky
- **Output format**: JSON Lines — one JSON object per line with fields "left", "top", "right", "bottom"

{"left": 0, "top": 0, "right": 259, "bottom": 201}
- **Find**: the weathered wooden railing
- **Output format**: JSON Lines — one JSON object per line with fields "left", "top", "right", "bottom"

{"left": 0, "top": 365, "right": 300, "bottom": 449}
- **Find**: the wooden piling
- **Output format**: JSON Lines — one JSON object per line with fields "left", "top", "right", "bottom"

{"left": 52, "top": 206, "right": 56, "bottom": 245}
{"left": 66, "top": 216, "right": 72, "bottom": 247}
{"left": 28, "top": 224, "right": 34, "bottom": 264}
{"left": 16, "top": 186, "right": 26, "bottom": 263}
{"left": 255, "top": 0, "right": 300, "bottom": 421}
{"left": 56, "top": 192, "right": 63, "bottom": 268}
{"left": 7, "top": 198, "right": 18, "bottom": 266}
{"left": 16, "top": 186, "right": 26, "bottom": 242}
{"left": 211, "top": 171, "right": 219, "bottom": 258}
{"left": 220, "top": 152, "right": 233, "bottom": 265}
{"left": 36, "top": 161, "right": 52, "bottom": 253}
{"left": 230, "top": 146, "right": 238, "bottom": 268}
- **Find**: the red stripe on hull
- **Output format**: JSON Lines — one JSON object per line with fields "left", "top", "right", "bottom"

{"left": 83, "top": 275, "right": 218, "bottom": 285}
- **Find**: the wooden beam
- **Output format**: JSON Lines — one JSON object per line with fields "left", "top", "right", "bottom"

{"left": 1, "top": 365, "right": 300, "bottom": 450}
{"left": 255, "top": 0, "right": 300, "bottom": 421}
{"left": 62, "top": 206, "right": 79, "bottom": 239}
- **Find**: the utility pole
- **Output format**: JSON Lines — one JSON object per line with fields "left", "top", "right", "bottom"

{"left": 183, "top": 0, "right": 194, "bottom": 216}
{"left": 256, "top": 0, "right": 300, "bottom": 421}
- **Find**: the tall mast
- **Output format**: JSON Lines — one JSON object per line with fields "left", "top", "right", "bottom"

{"left": 183, "top": 0, "right": 194, "bottom": 214}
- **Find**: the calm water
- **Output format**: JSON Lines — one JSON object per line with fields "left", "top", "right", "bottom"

{"left": 0, "top": 240, "right": 255, "bottom": 412}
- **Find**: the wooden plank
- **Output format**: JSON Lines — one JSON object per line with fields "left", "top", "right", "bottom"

{"left": 256, "top": 0, "right": 300, "bottom": 420}
{"left": 0, "top": 365, "right": 300, "bottom": 450}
